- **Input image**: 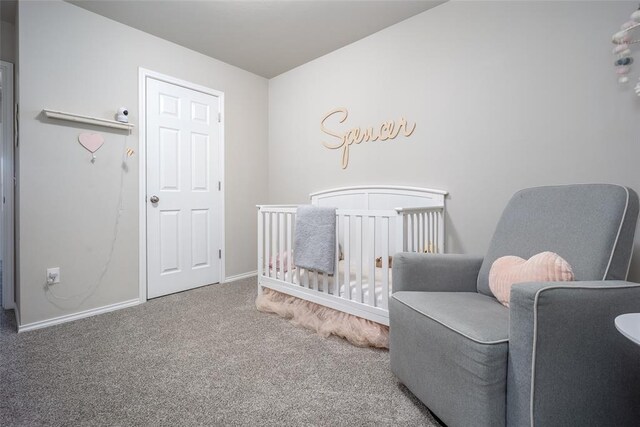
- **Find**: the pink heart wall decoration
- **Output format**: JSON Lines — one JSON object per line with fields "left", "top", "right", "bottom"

{"left": 78, "top": 133, "right": 105, "bottom": 153}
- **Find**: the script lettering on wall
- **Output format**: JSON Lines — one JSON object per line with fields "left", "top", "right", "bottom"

{"left": 320, "top": 107, "right": 416, "bottom": 169}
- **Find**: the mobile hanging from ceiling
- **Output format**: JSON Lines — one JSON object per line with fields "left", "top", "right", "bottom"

{"left": 612, "top": 3, "right": 640, "bottom": 96}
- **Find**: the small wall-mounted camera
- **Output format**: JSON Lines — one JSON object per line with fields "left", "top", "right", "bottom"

{"left": 116, "top": 107, "right": 129, "bottom": 123}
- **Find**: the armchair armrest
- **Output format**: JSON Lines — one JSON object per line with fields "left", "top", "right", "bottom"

{"left": 508, "top": 280, "right": 640, "bottom": 427}
{"left": 392, "top": 253, "right": 483, "bottom": 293}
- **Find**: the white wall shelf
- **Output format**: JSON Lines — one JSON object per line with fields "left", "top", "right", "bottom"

{"left": 42, "top": 109, "right": 134, "bottom": 131}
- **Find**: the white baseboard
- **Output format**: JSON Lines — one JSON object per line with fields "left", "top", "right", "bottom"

{"left": 18, "top": 298, "right": 141, "bottom": 333}
{"left": 224, "top": 270, "right": 257, "bottom": 283}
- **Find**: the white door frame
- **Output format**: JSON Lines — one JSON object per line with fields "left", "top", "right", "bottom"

{"left": 1, "top": 60, "right": 15, "bottom": 310}
{"left": 138, "top": 68, "right": 225, "bottom": 303}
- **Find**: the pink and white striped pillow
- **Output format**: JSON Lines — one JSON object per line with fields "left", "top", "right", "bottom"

{"left": 489, "top": 252, "right": 574, "bottom": 307}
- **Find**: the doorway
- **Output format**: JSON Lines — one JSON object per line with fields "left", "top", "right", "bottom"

{"left": 0, "top": 60, "right": 14, "bottom": 310}
{"left": 139, "top": 69, "right": 225, "bottom": 300}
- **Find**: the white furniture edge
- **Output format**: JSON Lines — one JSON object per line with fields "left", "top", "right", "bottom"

{"left": 615, "top": 313, "right": 640, "bottom": 346}
{"left": 43, "top": 109, "right": 135, "bottom": 131}
{"left": 18, "top": 298, "right": 140, "bottom": 332}
{"left": 310, "top": 185, "right": 449, "bottom": 198}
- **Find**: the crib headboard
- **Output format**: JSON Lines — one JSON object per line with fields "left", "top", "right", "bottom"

{"left": 310, "top": 185, "right": 447, "bottom": 210}
{"left": 310, "top": 186, "right": 447, "bottom": 257}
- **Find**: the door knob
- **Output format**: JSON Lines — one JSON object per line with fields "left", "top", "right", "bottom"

{"left": 150, "top": 195, "right": 160, "bottom": 203}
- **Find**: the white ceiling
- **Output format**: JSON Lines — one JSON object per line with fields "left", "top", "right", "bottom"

{"left": 67, "top": 0, "right": 445, "bottom": 78}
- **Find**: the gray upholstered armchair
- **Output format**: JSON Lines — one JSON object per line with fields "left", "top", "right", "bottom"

{"left": 389, "top": 184, "right": 640, "bottom": 427}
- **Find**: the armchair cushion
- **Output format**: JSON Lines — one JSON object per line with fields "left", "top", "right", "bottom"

{"left": 390, "top": 292, "right": 509, "bottom": 427}
{"left": 392, "top": 292, "right": 509, "bottom": 344}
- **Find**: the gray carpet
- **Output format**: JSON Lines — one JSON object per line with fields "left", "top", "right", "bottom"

{"left": 0, "top": 277, "right": 441, "bottom": 426}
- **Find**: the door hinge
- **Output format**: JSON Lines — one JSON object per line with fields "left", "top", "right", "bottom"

{"left": 218, "top": 181, "right": 221, "bottom": 191}
{"left": 218, "top": 249, "right": 222, "bottom": 259}
{"left": 218, "top": 112, "right": 221, "bottom": 123}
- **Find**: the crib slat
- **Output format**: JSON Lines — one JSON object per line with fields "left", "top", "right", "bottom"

{"left": 323, "top": 271, "right": 329, "bottom": 294}
{"left": 368, "top": 216, "right": 376, "bottom": 306}
{"left": 381, "top": 217, "right": 389, "bottom": 310}
{"left": 418, "top": 212, "right": 424, "bottom": 253}
{"left": 440, "top": 210, "right": 446, "bottom": 253}
{"left": 423, "top": 212, "right": 428, "bottom": 253}
{"left": 433, "top": 212, "right": 437, "bottom": 252}
{"left": 431, "top": 211, "right": 435, "bottom": 253}
{"left": 313, "top": 271, "right": 319, "bottom": 291}
{"left": 273, "top": 213, "right": 277, "bottom": 277}
{"left": 429, "top": 212, "right": 438, "bottom": 254}
{"left": 404, "top": 214, "right": 409, "bottom": 252}
{"left": 406, "top": 214, "right": 412, "bottom": 252}
{"left": 428, "top": 212, "right": 432, "bottom": 253}
{"left": 394, "top": 215, "right": 403, "bottom": 257}
{"left": 345, "top": 215, "right": 352, "bottom": 300}
{"left": 278, "top": 212, "right": 285, "bottom": 280}
{"left": 355, "top": 216, "right": 362, "bottom": 302}
{"left": 431, "top": 212, "right": 435, "bottom": 252}
{"left": 273, "top": 213, "right": 277, "bottom": 275}
{"left": 417, "top": 212, "right": 422, "bottom": 252}
{"left": 425, "top": 212, "right": 430, "bottom": 253}
{"left": 411, "top": 213, "right": 420, "bottom": 252}
{"left": 264, "top": 212, "right": 271, "bottom": 278}
{"left": 409, "top": 214, "right": 413, "bottom": 252}
{"left": 402, "top": 214, "right": 408, "bottom": 251}
{"left": 286, "top": 213, "right": 293, "bottom": 282}
{"left": 257, "top": 210, "right": 264, "bottom": 279}
{"left": 334, "top": 216, "right": 340, "bottom": 296}
{"left": 436, "top": 211, "right": 442, "bottom": 253}
{"left": 421, "top": 213, "right": 426, "bottom": 252}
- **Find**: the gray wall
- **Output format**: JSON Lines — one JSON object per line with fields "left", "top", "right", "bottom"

{"left": 18, "top": 0, "right": 268, "bottom": 325}
{"left": 1, "top": 20, "right": 15, "bottom": 63}
{"left": 269, "top": 2, "right": 640, "bottom": 278}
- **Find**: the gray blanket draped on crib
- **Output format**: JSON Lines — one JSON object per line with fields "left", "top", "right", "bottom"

{"left": 293, "top": 205, "right": 336, "bottom": 274}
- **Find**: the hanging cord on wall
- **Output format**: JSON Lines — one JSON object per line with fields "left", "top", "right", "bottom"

{"left": 45, "top": 135, "right": 129, "bottom": 308}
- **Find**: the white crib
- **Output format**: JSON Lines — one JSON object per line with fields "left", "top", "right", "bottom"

{"left": 257, "top": 186, "right": 447, "bottom": 325}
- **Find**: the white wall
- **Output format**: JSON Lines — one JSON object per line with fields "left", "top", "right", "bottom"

{"left": 18, "top": 0, "right": 268, "bottom": 325}
{"left": 269, "top": 2, "right": 640, "bottom": 278}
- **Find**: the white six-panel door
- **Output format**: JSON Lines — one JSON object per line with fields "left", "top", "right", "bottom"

{"left": 146, "top": 78, "right": 221, "bottom": 299}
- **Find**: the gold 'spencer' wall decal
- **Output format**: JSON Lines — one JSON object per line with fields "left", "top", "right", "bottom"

{"left": 320, "top": 108, "right": 416, "bottom": 169}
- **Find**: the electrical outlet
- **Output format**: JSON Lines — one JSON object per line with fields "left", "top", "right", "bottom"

{"left": 46, "top": 267, "right": 60, "bottom": 285}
